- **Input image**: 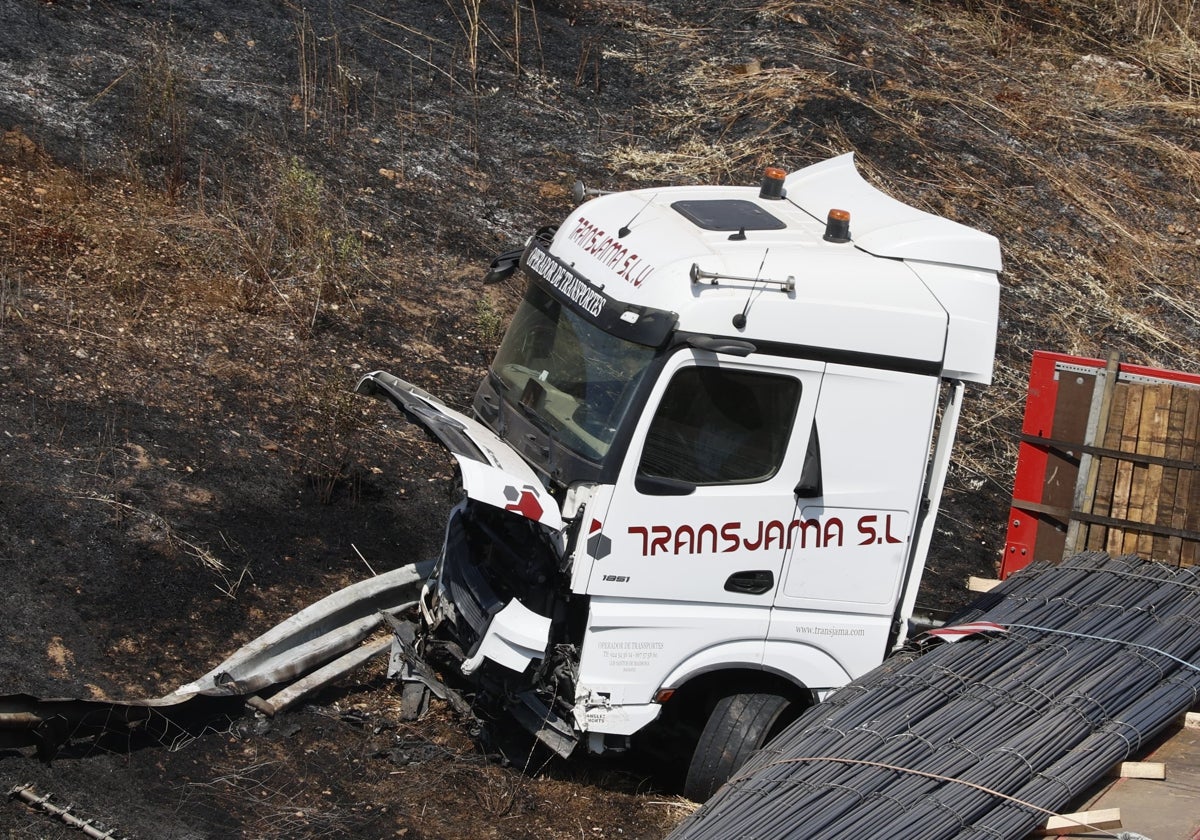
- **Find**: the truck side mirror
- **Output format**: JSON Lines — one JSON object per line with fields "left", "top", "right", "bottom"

{"left": 794, "top": 421, "right": 822, "bottom": 499}
{"left": 483, "top": 247, "right": 524, "bottom": 283}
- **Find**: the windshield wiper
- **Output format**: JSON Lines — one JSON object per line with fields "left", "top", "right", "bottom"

{"left": 488, "top": 368, "right": 509, "bottom": 393}
{"left": 515, "top": 399, "right": 554, "bottom": 434}
{"left": 516, "top": 378, "right": 557, "bottom": 435}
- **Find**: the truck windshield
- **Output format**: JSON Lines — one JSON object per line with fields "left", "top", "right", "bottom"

{"left": 492, "top": 283, "right": 656, "bottom": 461}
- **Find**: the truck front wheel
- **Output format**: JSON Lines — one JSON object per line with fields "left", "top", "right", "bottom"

{"left": 682, "top": 691, "right": 798, "bottom": 802}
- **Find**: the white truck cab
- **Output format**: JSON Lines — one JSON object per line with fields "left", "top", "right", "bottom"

{"left": 356, "top": 153, "right": 1001, "bottom": 799}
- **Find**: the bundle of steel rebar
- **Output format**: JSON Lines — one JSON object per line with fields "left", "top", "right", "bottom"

{"left": 667, "top": 553, "right": 1200, "bottom": 840}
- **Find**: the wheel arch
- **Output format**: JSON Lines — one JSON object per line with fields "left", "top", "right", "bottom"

{"left": 656, "top": 640, "right": 854, "bottom": 726}
{"left": 659, "top": 639, "right": 851, "bottom": 705}
{"left": 634, "top": 643, "right": 841, "bottom": 799}
{"left": 760, "top": 638, "right": 853, "bottom": 695}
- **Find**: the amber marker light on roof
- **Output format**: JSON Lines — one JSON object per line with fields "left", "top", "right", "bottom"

{"left": 759, "top": 166, "right": 787, "bottom": 200}
{"left": 823, "top": 207, "right": 851, "bottom": 243}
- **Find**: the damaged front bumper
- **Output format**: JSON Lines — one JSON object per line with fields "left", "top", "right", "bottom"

{"left": 358, "top": 370, "right": 585, "bottom": 757}
{"left": 460, "top": 599, "right": 552, "bottom": 677}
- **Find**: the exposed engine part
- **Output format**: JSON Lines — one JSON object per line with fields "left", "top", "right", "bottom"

{"left": 381, "top": 612, "right": 475, "bottom": 721}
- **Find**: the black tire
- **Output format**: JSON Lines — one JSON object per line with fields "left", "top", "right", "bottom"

{"left": 682, "top": 691, "right": 796, "bottom": 802}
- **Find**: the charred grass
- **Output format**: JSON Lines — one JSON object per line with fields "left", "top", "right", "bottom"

{"left": 1, "top": 0, "right": 1199, "bottom": 836}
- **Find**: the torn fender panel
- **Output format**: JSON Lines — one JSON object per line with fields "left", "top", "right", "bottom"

{"left": 460, "top": 598, "right": 553, "bottom": 676}
{"left": 356, "top": 370, "right": 563, "bottom": 530}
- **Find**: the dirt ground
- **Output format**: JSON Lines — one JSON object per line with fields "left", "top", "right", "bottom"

{"left": 1, "top": 0, "right": 1198, "bottom": 837}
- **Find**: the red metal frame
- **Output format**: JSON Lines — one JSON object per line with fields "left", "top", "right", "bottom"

{"left": 1001, "top": 351, "right": 1200, "bottom": 578}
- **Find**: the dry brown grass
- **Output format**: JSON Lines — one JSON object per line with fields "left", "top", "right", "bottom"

{"left": 288, "top": 370, "right": 372, "bottom": 505}
{"left": 961, "top": 0, "right": 1199, "bottom": 92}
{"left": 610, "top": 60, "right": 842, "bottom": 181}
{"left": 1097, "top": 0, "right": 1195, "bottom": 42}
{"left": 602, "top": 0, "right": 1200, "bottom": 500}
{"left": 0, "top": 144, "right": 373, "bottom": 352}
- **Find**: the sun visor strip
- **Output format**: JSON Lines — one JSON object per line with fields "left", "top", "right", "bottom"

{"left": 672, "top": 332, "right": 943, "bottom": 378}
{"left": 520, "top": 243, "right": 677, "bottom": 348}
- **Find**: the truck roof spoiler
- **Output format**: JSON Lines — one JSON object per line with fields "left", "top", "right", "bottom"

{"left": 785, "top": 153, "right": 1003, "bottom": 273}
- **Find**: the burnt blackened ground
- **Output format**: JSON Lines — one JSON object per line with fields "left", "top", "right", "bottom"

{"left": 0, "top": 2, "right": 701, "bottom": 836}
{"left": 3, "top": 0, "right": 1199, "bottom": 836}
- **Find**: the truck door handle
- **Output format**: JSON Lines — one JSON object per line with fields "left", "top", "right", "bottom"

{"left": 724, "top": 570, "right": 774, "bottom": 595}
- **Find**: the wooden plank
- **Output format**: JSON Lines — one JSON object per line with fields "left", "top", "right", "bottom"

{"left": 1137, "top": 384, "right": 1171, "bottom": 557}
{"left": 1118, "top": 761, "right": 1166, "bottom": 780}
{"left": 1124, "top": 385, "right": 1160, "bottom": 555}
{"left": 1181, "top": 390, "right": 1200, "bottom": 567}
{"left": 1088, "top": 383, "right": 1128, "bottom": 551}
{"left": 1010, "top": 500, "right": 1200, "bottom": 542}
{"left": 968, "top": 576, "right": 1000, "bottom": 593}
{"left": 1020, "top": 359, "right": 1200, "bottom": 567}
{"left": 1037, "top": 807, "right": 1121, "bottom": 835}
{"left": 1039, "top": 370, "right": 1094, "bottom": 562}
{"left": 1016, "top": 434, "right": 1200, "bottom": 470}
{"left": 1158, "top": 386, "right": 1187, "bottom": 562}
{"left": 1066, "top": 352, "right": 1120, "bottom": 558}
{"left": 1106, "top": 384, "right": 1143, "bottom": 554}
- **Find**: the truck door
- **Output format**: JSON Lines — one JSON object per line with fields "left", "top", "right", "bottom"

{"left": 768, "top": 364, "right": 942, "bottom": 682}
{"left": 582, "top": 350, "right": 823, "bottom": 674}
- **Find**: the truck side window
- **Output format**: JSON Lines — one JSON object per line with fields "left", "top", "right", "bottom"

{"left": 639, "top": 367, "right": 800, "bottom": 486}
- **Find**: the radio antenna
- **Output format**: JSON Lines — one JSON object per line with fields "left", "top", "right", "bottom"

{"left": 619, "top": 193, "right": 657, "bottom": 238}
{"left": 732, "top": 249, "right": 769, "bottom": 330}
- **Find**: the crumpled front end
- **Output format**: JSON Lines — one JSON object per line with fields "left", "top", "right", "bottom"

{"left": 427, "top": 501, "right": 561, "bottom": 661}
{"left": 423, "top": 498, "right": 584, "bottom": 756}
{"left": 356, "top": 369, "right": 586, "bottom": 755}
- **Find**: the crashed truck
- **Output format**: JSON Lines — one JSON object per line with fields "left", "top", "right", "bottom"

{"left": 354, "top": 153, "right": 1002, "bottom": 801}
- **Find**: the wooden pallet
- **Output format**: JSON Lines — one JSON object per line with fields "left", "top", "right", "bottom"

{"left": 1003, "top": 351, "right": 1200, "bottom": 576}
